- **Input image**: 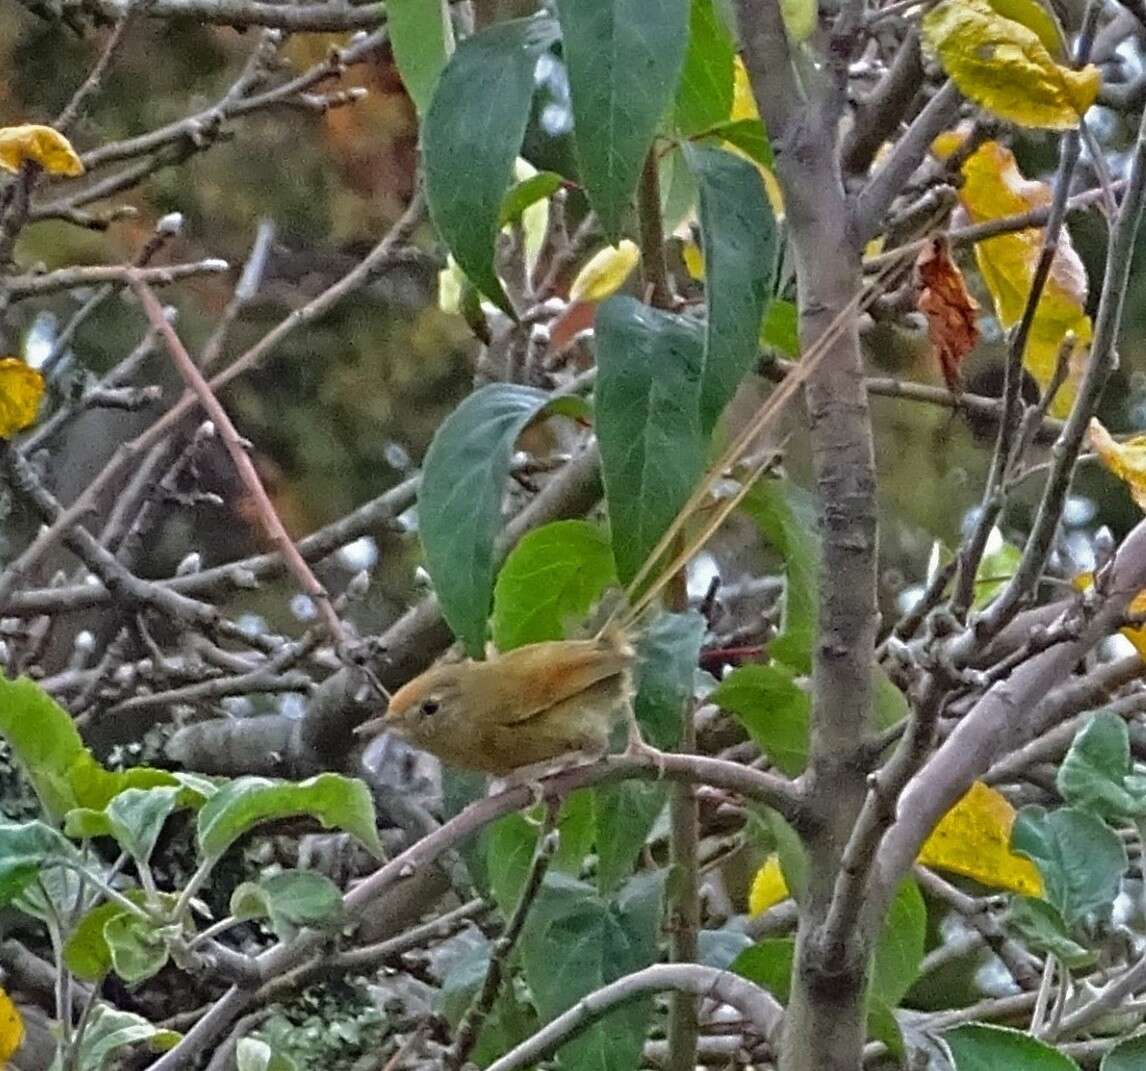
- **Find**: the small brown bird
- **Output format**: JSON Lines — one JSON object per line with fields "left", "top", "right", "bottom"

{"left": 355, "top": 628, "right": 639, "bottom": 777}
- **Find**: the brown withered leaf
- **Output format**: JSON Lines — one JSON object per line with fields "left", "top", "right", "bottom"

{"left": 916, "top": 236, "right": 980, "bottom": 394}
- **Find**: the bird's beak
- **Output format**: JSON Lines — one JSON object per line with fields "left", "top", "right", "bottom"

{"left": 354, "top": 714, "right": 388, "bottom": 737}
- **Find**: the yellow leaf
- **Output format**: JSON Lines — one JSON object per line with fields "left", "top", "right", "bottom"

{"left": 781, "top": 0, "right": 818, "bottom": 42}
{"left": 512, "top": 157, "right": 548, "bottom": 277}
{"left": 728, "top": 60, "right": 785, "bottom": 219}
{"left": 731, "top": 58, "right": 757, "bottom": 124}
{"left": 0, "top": 987, "right": 23, "bottom": 1062}
{"left": 986, "top": 0, "right": 1064, "bottom": 57}
{"left": 936, "top": 138, "right": 1091, "bottom": 417}
{"left": 0, "top": 359, "right": 43, "bottom": 438}
{"left": 1089, "top": 418, "right": 1146, "bottom": 511}
{"left": 922, "top": 0, "right": 1100, "bottom": 130}
{"left": 568, "top": 240, "right": 640, "bottom": 303}
{"left": 1125, "top": 588, "right": 1146, "bottom": 656}
{"left": 918, "top": 781, "right": 1044, "bottom": 896}
{"left": 0, "top": 124, "right": 83, "bottom": 177}
{"left": 749, "top": 853, "right": 791, "bottom": 915}
{"left": 438, "top": 255, "right": 464, "bottom": 316}
{"left": 682, "top": 237, "right": 705, "bottom": 280}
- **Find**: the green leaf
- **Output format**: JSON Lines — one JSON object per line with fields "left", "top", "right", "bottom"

{"left": 740, "top": 479, "right": 819, "bottom": 672}
{"left": 236, "top": 1038, "right": 299, "bottom": 1071}
{"left": 557, "top": 0, "right": 690, "bottom": 239}
{"left": 553, "top": 789, "right": 595, "bottom": 875}
{"left": 1011, "top": 806, "right": 1126, "bottom": 926}
{"left": 870, "top": 879, "right": 926, "bottom": 1009}
{"left": 0, "top": 820, "right": 77, "bottom": 905}
{"left": 943, "top": 1023, "right": 1081, "bottom": 1071}
{"left": 592, "top": 612, "right": 703, "bottom": 893}
{"left": 974, "top": 538, "right": 1021, "bottom": 608}
{"left": 388, "top": 0, "right": 453, "bottom": 113}
{"left": 706, "top": 117, "right": 774, "bottom": 169}
{"left": 867, "top": 999, "right": 905, "bottom": 1060}
{"left": 63, "top": 891, "right": 163, "bottom": 982}
{"left": 436, "top": 936, "right": 538, "bottom": 1066}
{"left": 684, "top": 144, "right": 777, "bottom": 433}
{"left": 423, "top": 16, "right": 558, "bottom": 313}
{"left": 64, "top": 1002, "right": 179, "bottom": 1071}
{"left": 486, "top": 812, "right": 540, "bottom": 918}
{"left": 492, "top": 521, "right": 617, "bottom": 651}
{"left": 230, "top": 870, "right": 346, "bottom": 941}
{"left": 65, "top": 900, "right": 127, "bottom": 982}
{"left": 1057, "top": 712, "right": 1144, "bottom": 821}
{"left": 633, "top": 611, "right": 706, "bottom": 750}
{"left": 522, "top": 870, "right": 664, "bottom": 1071}
{"left": 1004, "top": 896, "right": 1094, "bottom": 969}
{"left": 595, "top": 296, "right": 706, "bottom": 584}
{"left": 196, "top": 774, "right": 382, "bottom": 861}
{"left": 711, "top": 663, "right": 810, "bottom": 776}
{"left": 16, "top": 863, "right": 85, "bottom": 923}
{"left": 419, "top": 384, "right": 560, "bottom": 655}
{"left": 105, "top": 787, "right": 180, "bottom": 865}
{"left": 1103, "top": 1034, "right": 1146, "bottom": 1071}
{"left": 69, "top": 760, "right": 210, "bottom": 814}
{"left": 104, "top": 910, "right": 169, "bottom": 983}
{"left": 499, "top": 171, "right": 563, "bottom": 227}
{"left": 675, "top": 0, "right": 735, "bottom": 135}
{"left": 0, "top": 674, "right": 209, "bottom": 826}
{"left": 760, "top": 299, "right": 799, "bottom": 357}
{"left": 0, "top": 675, "right": 87, "bottom": 822}
{"left": 731, "top": 937, "right": 793, "bottom": 999}
{"left": 593, "top": 783, "right": 665, "bottom": 895}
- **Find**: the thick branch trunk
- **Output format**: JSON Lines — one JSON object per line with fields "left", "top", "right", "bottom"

{"left": 782, "top": 127, "right": 877, "bottom": 1071}
{"left": 736, "top": 2, "right": 879, "bottom": 1061}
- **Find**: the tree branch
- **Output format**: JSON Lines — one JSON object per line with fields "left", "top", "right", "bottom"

{"left": 872, "top": 515, "right": 1146, "bottom": 916}
{"left": 483, "top": 964, "right": 784, "bottom": 1071}
{"left": 852, "top": 80, "right": 963, "bottom": 242}
{"left": 841, "top": 29, "right": 924, "bottom": 177}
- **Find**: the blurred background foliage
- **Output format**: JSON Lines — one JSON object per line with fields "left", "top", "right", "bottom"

{"left": 0, "top": 13, "right": 477, "bottom": 640}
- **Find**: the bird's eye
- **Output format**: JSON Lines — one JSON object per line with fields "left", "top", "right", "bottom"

{"left": 419, "top": 697, "right": 440, "bottom": 717}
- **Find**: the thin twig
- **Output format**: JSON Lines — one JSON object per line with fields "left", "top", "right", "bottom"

{"left": 446, "top": 814, "right": 558, "bottom": 1070}
{"left": 949, "top": 4, "right": 1099, "bottom": 617}
{"left": 129, "top": 276, "right": 347, "bottom": 651}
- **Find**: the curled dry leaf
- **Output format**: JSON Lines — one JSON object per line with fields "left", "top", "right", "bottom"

{"left": 0, "top": 124, "right": 83, "bottom": 177}
{"left": 0, "top": 359, "right": 44, "bottom": 439}
{"left": 933, "top": 134, "right": 1091, "bottom": 417}
{"left": 917, "top": 781, "right": 1043, "bottom": 896}
{"left": 915, "top": 236, "right": 980, "bottom": 393}
{"left": 922, "top": 0, "right": 1099, "bottom": 130}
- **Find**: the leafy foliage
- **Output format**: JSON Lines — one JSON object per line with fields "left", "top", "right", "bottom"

{"left": 423, "top": 17, "right": 559, "bottom": 312}
{"left": 555, "top": 0, "right": 690, "bottom": 238}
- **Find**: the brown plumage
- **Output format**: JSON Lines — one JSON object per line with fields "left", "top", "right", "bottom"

{"left": 355, "top": 629, "right": 636, "bottom": 776}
